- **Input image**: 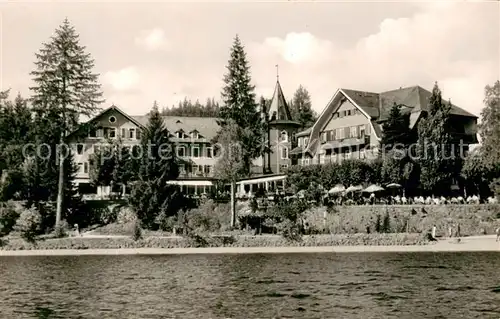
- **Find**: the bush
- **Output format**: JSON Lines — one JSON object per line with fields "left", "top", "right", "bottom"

{"left": 117, "top": 206, "right": 137, "bottom": 224}
{"left": 0, "top": 201, "right": 21, "bottom": 236}
{"left": 14, "top": 206, "right": 42, "bottom": 242}
{"left": 132, "top": 219, "right": 142, "bottom": 241}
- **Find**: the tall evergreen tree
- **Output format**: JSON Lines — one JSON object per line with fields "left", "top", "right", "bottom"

{"left": 30, "top": 18, "right": 104, "bottom": 227}
{"left": 381, "top": 103, "right": 413, "bottom": 151}
{"left": 128, "top": 103, "right": 183, "bottom": 228}
{"left": 417, "top": 82, "right": 461, "bottom": 195}
{"left": 478, "top": 80, "right": 500, "bottom": 169}
{"left": 218, "top": 35, "right": 263, "bottom": 162}
{"left": 290, "top": 85, "right": 316, "bottom": 130}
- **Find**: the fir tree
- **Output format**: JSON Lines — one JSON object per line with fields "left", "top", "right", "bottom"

{"left": 381, "top": 103, "right": 413, "bottom": 151}
{"left": 218, "top": 35, "right": 263, "bottom": 162}
{"left": 290, "top": 85, "right": 317, "bottom": 130}
{"left": 30, "top": 18, "right": 104, "bottom": 227}
{"left": 417, "top": 82, "right": 461, "bottom": 195}
{"left": 478, "top": 81, "right": 500, "bottom": 170}
{"left": 128, "top": 103, "right": 183, "bottom": 228}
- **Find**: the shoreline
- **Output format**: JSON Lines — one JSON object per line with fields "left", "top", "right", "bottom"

{"left": 1, "top": 236, "right": 498, "bottom": 256}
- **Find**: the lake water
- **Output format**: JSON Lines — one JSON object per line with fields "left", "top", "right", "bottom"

{"left": 0, "top": 252, "right": 499, "bottom": 318}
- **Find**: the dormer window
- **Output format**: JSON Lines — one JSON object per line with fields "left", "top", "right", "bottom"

{"left": 177, "top": 130, "right": 184, "bottom": 139}
{"left": 280, "top": 131, "right": 288, "bottom": 142}
{"left": 191, "top": 131, "right": 199, "bottom": 139}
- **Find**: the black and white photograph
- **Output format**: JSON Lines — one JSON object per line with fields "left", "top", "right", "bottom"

{"left": 0, "top": 0, "right": 499, "bottom": 318}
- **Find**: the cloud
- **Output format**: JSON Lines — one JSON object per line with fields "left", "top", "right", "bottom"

{"left": 134, "top": 28, "right": 169, "bottom": 51}
{"left": 246, "top": 1, "right": 499, "bottom": 116}
{"left": 103, "top": 66, "right": 140, "bottom": 92}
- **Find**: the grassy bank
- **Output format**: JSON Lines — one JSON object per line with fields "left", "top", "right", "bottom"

{"left": 0, "top": 233, "right": 430, "bottom": 251}
{"left": 305, "top": 204, "right": 500, "bottom": 236}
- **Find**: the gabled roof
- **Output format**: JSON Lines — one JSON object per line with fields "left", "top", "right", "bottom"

{"left": 67, "top": 105, "right": 145, "bottom": 139}
{"left": 268, "top": 80, "right": 293, "bottom": 121}
{"left": 340, "top": 89, "right": 380, "bottom": 118}
{"left": 132, "top": 115, "right": 220, "bottom": 140}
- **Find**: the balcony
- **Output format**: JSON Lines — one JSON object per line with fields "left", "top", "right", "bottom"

{"left": 178, "top": 171, "right": 215, "bottom": 179}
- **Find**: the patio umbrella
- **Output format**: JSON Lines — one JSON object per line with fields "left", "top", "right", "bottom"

{"left": 386, "top": 183, "right": 402, "bottom": 189}
{"left": 363, "top": 184, "right": 385, "bottom": 193}
{"left": 328, "top": 184, "right": 346, "bottom": 194}
{"left": 345, "top": 185, "right": 363, "bottom": 193}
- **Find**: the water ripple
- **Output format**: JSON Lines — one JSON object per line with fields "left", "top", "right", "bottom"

{"left": 0, "top": 252, "right": 498, "bottom": 318}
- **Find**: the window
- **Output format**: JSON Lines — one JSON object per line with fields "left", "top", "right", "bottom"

{"left": 121, "top": 128, "right": 126, "bottom": 138}
{"left": 204, "top": 165, "right": 211, "bottom": 174}
{"left": 110, "top": 128, "right": 116, "bottom": 138}
{"left": 177, "top": 131, "right": 184, "bottom": 139}
{"left": 304, "top": 138, "right": 309, "bottom": 145}
{"left": 177, "top": 146, "right": 186, "bottom": 157}
{"left": 206, "top": 147, "right": 213, "bottom": 158}
{"left": 129, "top": 128, "right": 135, "bottom": 139}
{"left": 192, "top": 146, "right": 200, "bottom": 158}
{"left": 89, "top": 129, "right": 97, "bottom": 138}
{"left": 280, "top": 131, "right": 288, "bottom": 142}
{"left": 191, "top": 131, "right": 199, "bottom": 139}
{"left": 96, "top": 128, "right": 103, "bottom": 138}
{"left": 350, "top": 126, "right": 357, "bottom": 138}
{"left": 321, "top": 132, "right": 327, "bottom": 143}
{"left": 337, "top": 128, "right": 344, "bottom": 139}
{"left": 344, "top": 127, "right": 350, "bottom": 139}
{"left": 319, "top": 154, "right": 325, "bottom": 164}
{"left": 298, "top": 138, "right": 303, "bottom": 147}
{"left": 109, "top": 116, "right": 116, "bottom": 124}
{"left": 136, "top": 130, "right": 141, "bottom": 140}
{"left": 359, "top": 125, "right": 366, "bottom": 138}
{"left": 77, "top": 163, "right": 83, "bottom": 172}
{"left": 303, "top": 158, "right": 310, "bottom": 166}
{"left": 83, "top": 162, "right": 89, "bottom": 174}
{"left": 332, "top": 129, "right": 337, "bottom": 140}
{"left": 281, "top": 146, "right": 288, "bottom": 159}
{"left": 347, "top": 110, "right": 352, "bottom": 116}
{"left": 179, "top": 164, "right": 186, "bottom": 173}
{"left": 76, "top": 144, "right": 84, "bottom": 155}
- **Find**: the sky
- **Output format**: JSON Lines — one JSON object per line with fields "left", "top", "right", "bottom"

{"left": 0, "top": 0, "right": 499, "bottom": 117}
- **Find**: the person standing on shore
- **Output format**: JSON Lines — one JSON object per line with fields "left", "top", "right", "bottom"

{"left": 432, "top": 225, "right": 437, "bottom": 239}
{"left": 456, "top": 223, "right": 461, "bottom": 238}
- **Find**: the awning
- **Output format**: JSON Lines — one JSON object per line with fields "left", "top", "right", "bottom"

{"left": 166, "top": 180, "right": 214, "bottom": 186}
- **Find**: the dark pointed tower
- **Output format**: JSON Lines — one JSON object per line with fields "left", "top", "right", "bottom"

{"left": 264, "top": 65, "right": 301, "bottom": 174}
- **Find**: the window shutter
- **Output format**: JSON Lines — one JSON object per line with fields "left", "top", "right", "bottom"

{"left": 344, "top": 127, "right": 349, "bottom": 139}
{"left": 365, "top": 124, "right": 371, "bottom": 135}
{"left": 356, "top": 126, "right": 360, "bottom": 138}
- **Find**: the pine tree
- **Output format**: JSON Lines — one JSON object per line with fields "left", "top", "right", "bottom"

{"left": 479, "top": 81, "right": 500, "bottom": 169}
{"left": 30, "top": 18, "right": 104, "bottom": 227}
{"left": 128, "top": 103, "right": 183, "bottom": 228}
{"left": 381, "top": 103, "right": 413, "bottom": 151}
{"left": 218, "top": 35, "right": 263, "bottom": 161}
{"left": 417, "top": 82, "right": 460, "bottom": 195}
{"left": 291, "top": 85, "right": 316, "bottom": 130}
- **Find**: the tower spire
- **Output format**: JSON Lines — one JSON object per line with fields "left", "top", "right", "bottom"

{"left": 275, "top": 64, "right": 279, "bottom": 81}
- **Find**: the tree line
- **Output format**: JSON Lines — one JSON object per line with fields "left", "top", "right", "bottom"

{"left": 0, "top": 18, "right": 498, "bottom": 236}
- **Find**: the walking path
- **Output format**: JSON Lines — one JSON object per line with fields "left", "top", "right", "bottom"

{"left": 0, "top": 235, "right": 498, "bottom": 256}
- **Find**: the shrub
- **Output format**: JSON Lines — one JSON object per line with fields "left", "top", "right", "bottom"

{"left": 132, "top": 219, "right": 142, "bottom": 241}
{"left": 117, "top": 206, "right": 137, "bottom": 224}
{"left": 14, "top": 206, "right": 42, "bottom": 242}
{"left": 0, "top": 201, "right": 21, "bottom": 237}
